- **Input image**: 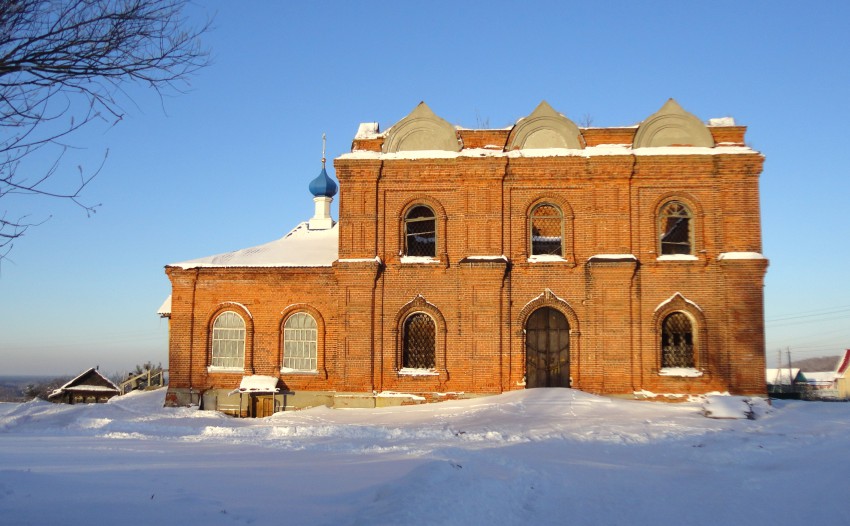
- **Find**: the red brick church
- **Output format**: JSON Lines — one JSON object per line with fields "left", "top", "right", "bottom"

{"left": 161, "top": 99, "right": 768, "bottom": 414}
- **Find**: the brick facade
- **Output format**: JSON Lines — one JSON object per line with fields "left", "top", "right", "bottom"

{"left": 164, "top": 100, "right": 768, "bottom": 411}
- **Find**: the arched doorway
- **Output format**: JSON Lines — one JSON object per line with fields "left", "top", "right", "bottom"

{"left": 525, "top": 307, "right": 570, "bottom": 388}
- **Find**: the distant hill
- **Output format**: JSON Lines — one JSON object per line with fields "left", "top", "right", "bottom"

{"left": 792, "top": 356, "right": 842, "bottom": 372}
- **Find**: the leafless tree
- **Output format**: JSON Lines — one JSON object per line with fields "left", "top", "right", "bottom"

{"left": 0, "top": 0, "right": 209, "bottom": 258}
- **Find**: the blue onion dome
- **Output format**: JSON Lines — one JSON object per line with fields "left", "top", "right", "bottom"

{"left": 308, "top": 166, "right": 338, "bottom": 198}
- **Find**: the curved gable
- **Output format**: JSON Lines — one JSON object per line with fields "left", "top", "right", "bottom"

{"left": 382, "top": 102, "right": 460, "bottom": 153}
{"left": 634, "top": 99, "right": 715, "bottom": 148}
{"left": 508, "top": 101, "right": 584, "bottom": 150}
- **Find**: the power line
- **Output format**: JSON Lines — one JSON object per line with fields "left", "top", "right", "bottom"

{"left": 765, "top": 305, "right": 850, "bottom": 325}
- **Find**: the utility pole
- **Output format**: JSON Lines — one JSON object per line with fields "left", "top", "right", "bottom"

{"left": 787, "top": 348, "right": 794, "bottom": 396}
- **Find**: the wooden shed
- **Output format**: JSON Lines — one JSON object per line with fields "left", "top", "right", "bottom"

{"left": 48, "top": 368, "right": 120, "bottom": 404}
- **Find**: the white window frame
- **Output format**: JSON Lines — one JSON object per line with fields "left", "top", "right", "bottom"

{"left": 282, "top": 312, "right": 318, "bottom": 373}
{"left": 209, "top": 311, "right": 245, "bottom": 371}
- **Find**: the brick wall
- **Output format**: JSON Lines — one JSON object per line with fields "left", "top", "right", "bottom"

{"left": 166, "top": 122, "right": 767, "bottom": 405}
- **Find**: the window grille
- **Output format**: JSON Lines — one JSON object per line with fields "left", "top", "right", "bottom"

{"left": 283, "top": 312, "right": 318, "bottom": 371}
{"left": 211, "top": 311, "right": 245, "bottom": 369}
{"left": 530, "top": 203, "right": 563, "bottom": 256}
{"left": 403, "top": 313, "right": 436, "bottom": 369}
{"left": 661, "top": 312, "right": 694, "bottom": 368}
{"left": 659, "top": 201, "right": 692, "bottom": 255}
{"left": 405, "top": 206, "right": 436, "bottom": 257}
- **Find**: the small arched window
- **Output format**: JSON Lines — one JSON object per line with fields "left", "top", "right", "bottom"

{"left": 283, "top": 312, "right": 318, "bottom": 372}
{"left": 402, "top": 312, "right": 436, "bottom": 369}
{"left": 211, "top": 311, "right": 245, "bottom": 369}
{"left": 404, "top": 205, "right": 436, "bottom": 257}
{"left": 529, "top": 203, "right": 563, "bottom": 256}
{"left": 659, "top": 201, "right": 693, "bottom": 255}
{"left": 661, "top": 312, "right": 694, "bottom": 368}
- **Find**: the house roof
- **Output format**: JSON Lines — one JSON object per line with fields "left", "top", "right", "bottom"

{"left": 836, "top": 349, "right": 850, "bottom": 377}
{"left": 803, "top": 371, "right": 837, "bottom": 384}
{"left": 168, "top": 222, "right": 339, "bottom": 269}
{"left": 765, "top": 368, "right": 804, "bottom": 386}
{"left": 48, "top": 368, "right": 120, "bottom": 399}
{"left": 158, "top": 295, "right": 172, "bottom": 317}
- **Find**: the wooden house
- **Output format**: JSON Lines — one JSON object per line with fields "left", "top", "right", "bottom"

{"left": 48, "top": 368, "right": 120, "bottom": 404}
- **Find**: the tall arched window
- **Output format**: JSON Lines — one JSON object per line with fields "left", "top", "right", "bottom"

{"left": 402, "top": 312, "right": 436, "bottom": 369}
{"left": 283, "top": 312, "right": 318, "bottom": 372}
{"left": 404, "top": 205, "right": 436, "bottom": 257}
{"left": 659, "top": 201, "right": 693, "bottom": 255}
{"left": 211, "top": 311, "right": 245, "bottom": 369}
{"left": 529, "top": 203, "right": 563, "bottom": 256}
{"left": 661, "top": 312, "right": 694, "bottom": 368}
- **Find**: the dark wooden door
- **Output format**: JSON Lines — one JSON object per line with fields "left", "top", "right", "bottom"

{"left": 525, "top": 307, "right": 571, "bottom": 388}
{"left": 251, "top": 396, "right": 275, "bottom": 418}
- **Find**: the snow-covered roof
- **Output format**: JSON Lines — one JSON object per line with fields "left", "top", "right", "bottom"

{"left": 338, "top": 144, "right": 760, "bottom": 161}
{"left": 354, "top": 122, "right": 380, "bottom": 139}
{"left": 803, "top": 372, "right": 837, "bottom": 384}
{"left": 766, "top": 368, "right": 803, "bottom": 386}
{"left": 169, "top": 222, "right": 338, "bottom": 269}
{"left": 63, "top": 385, "right": 122, "bottom": 393}
{"left": 229, "top": 375, "right": 280, "bottom": 395}
{"left": 717, "top": 252, "right": 766, "bottom": 260}
{"left": 158, "top": 295, "right": 172, "bottom": 317}
{"left": 48, "top": 368, "right": 120, "bottom": 399}
{"left": 708, "top": 117, "right": 736, "bottom": 126}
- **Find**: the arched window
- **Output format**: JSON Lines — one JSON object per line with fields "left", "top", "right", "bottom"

{"left": 402, "top": 312, "right": 436, "bottom": 369}
{"left": 404, "top": 205, "right": 436, "bottom": 257}
{"left": 211, "top": 311, "right": 245, "bottom": 369}
{"left": 282, "top": 312, "right": 318, "bottom": 372}
{"left": 659, "top": 201, "right": 693, "bottom": 255}
{"left": 529, "top": 203, "right": 563, "bottom": 256}
{"left": 661, "top": 312, "right": 694, "bottom": 368}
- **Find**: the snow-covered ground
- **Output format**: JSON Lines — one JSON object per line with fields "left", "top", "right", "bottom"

{"left": 0, "top": 389, "right": 847, "bottom": 525}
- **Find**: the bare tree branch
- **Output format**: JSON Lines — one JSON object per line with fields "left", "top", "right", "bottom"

{"left": 0, "top": 0, "right": 209, "bottom": 257}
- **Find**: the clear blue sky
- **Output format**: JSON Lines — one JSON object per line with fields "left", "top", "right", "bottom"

{"left": 2, "top": 1, "right": 848, "bottom": 376}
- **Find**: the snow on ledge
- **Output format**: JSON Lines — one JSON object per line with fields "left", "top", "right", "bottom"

{"left": 376, "top": 391, "right": 426, "bottom": 400}
{"left": 708, "top": 117, "right": 736, "bottom": 126}
{"left": 633, "top": 146, "right": 756, "bottom": 156}
{"left": 400, "top": 256, "right": 440, "bottom": 264}
{"left": 657, "top": 254, "right": 699, "bottom": 261}
{"left": 528, "top": 254, "right": 568, "bottom": 263}
{"left": 655, "top": 292, "right": 704, "bottom": 313}
{"left": 338, "top": 145, "right": 759, "bottom": 161}
{"left": 659, "top": 368, "right": 704, "bottom": 378}
{"left": 398, "top": 368, "right": 440, "bottom": 377}
{"left": 717, "top": 252, "right": 766, "bottom": 260}
{"left": 280, "top": 367, "right": 318, "bottom": 375}
{"left": 355, "top": 122, "right": 380, "bottom": 139}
